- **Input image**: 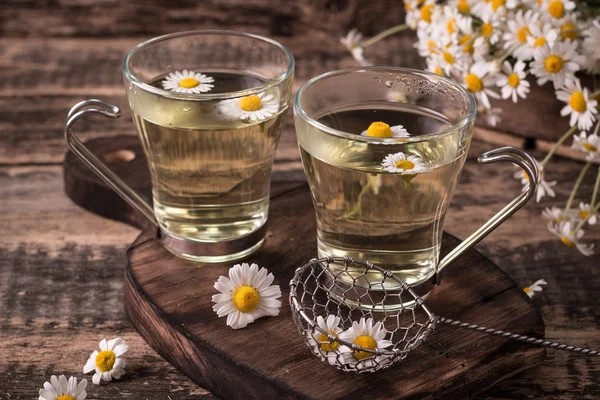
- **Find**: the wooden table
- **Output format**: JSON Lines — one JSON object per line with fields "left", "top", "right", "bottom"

{"left": 1, "top": 1, "right": 599, "bottom": 398}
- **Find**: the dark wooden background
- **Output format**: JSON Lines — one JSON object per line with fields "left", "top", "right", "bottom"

{"left": 1, "top": 1, "right": 599, "bottom": 398}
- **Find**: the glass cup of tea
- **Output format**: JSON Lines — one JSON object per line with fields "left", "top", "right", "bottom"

{"left": 294, "top": 67, "right": 537, "bottom": 304}
{"left": 65, "top": 30, "right": 294, "bottom": 262}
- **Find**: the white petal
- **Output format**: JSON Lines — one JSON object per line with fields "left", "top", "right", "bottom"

{"left": 92, "top": 373, "right": 102, "bottom": 385}
{"left": 38, "top": 389, "right": 57, "bottom": 400}
{"left": 114, "top": 357, "right": 126, "bottom": 369}
{"left": 99, "top": 338, "right": 108, "bottom": 351}
{"left": 83, "top": 356, "right": 97, "bottom": 374}
{"left": 101, "top": 371, "right": 112, "bottom": 382}
{"left": 74, "top": 379, "right": 87, "bottom": 396}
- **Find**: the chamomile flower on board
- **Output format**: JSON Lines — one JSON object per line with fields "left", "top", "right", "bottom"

{"left": 513, "top": 164, "right": 556, "bottom": 202}
{"left": 39, "top": 375, "right": 87, "bottom": 400}
{"left": 523, "top": 279, "right": 547, "bottom": 298}
{"left": 463, "top": 61, "right": 500, "bottom": 109}
{"left": 571, "top": 132, "right": 600, "bottom": 160}
{"left": 542, "top": 0, "right": 576, "bottom": 20}
{"left": 556, "top": 79, "right": 598, "bottom": 131}
{"left": 83, "top": 338, "right": 128, "bottom": 385}
{"left": 162, "top": 70, "right": 215, "bottom": 93}
{"left": 415, "top": 29, "right": 440, "bottom": 57}
{"left": 307, "top": 315, "right": 344, "bottom": 365}
{"left": 217, "top": 92, "right": 279, "bottom": 123}
{"left": 434, "top": 42, "right": 466, "bottom": 75}
{"left": 417, "top": 1, "right": 437, "bottom": 29}
{"left": 548, "top": 221, "right": 594, "bottom": 256}
{"left": 583, "top": 20, "right": 600, "bottom": 61}
{"left": 542, "top": 206, "right": 573, "bottom": 223}
{"left": 530, "top": 40, "right": 581, "bottom": 88}
{"left": 502, "top": 10, "right": 539, "bottom": 60}
{"left": 382, "top": 152, "right": 427, "bottom": 174}
{"left": 523, "top": 22, "right": 559, "bottom": 60}
{"left": 212, "top": 263, "right": 282, "bottom": 330}
{"left": 340, "top": 29, "right": 369, "bottom": 65}
{"left": 478, "top": 13, "right": 502, "bottom": 45}
{"left": 427, "top": 57, "right": 446, "bottom": 77}
{"left": 578, "top": 202, "right": 598, "bottom": 225}
{"left": 480, "top": 106, "right": 503, "bottom": 127}
{"left": 338, "top": 318, "right": 393, "bottom": 370}
{"left": 361, "top": 121, "right": 410, "bottom": 138}
{"left": 497, "top": 60, "right": 530, "bottom": 103}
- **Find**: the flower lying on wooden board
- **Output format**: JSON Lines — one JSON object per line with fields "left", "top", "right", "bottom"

{"left": 523, "top": 279, "right": 548, "bottom": 298}
{"left": 39, "top": 375, "right": 87, "bottom": 400}
{"left": 212, "top": 263, "right": 282, "bottom": 329}
{"left": 83, "top": 338, "right": 128, "bottom": 385}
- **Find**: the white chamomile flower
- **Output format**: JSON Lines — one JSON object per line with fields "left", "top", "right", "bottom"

{"left": 39, "top": 375, "right": 87, "bottom": 400}
{"left": 578, "top": 202, "right": 598, "bottom": 225}
{"left": 531, "top": 40, "right": 581, "bottom": 88}
{"left": 523, "top": 22, "right": 559, "bottom": 60}
{"left": 523, "top": 279, "right": 547, "bottom": 298}
{"left": 583, "top": 20, "right": 600, "bottom": 62}
{"left": 426, "top": 57, "right": 446, "bottom": 76}
{"left": 542, "top": 0, "right": 575, "bottom": 20}
{"left": 503, "top": 10, "right": 540, "bottom": 60}
{"left": 338, "top": 317, "right": 393, "bottom": 370}
{"left": 212, "top": 263, "right": 282, "bottom": 330}
{"left": 463, "top": 61, "right": 500, "bottom": 109}
{"left": 541, "top": 206, "right": 573, "bottom": 223}
{"left": 341, "top": 29, "right": 369, "bottom": 65}
{"left": 217, "top": 92, "right": 279, "bottom": 123}
{"left": 475, "top": 0, "right": 516, "bottom": 19}
{"left": 83, "top": 338, "right": 128, "bottom": 385}
{"left": 382, "top": 152, "right": 427, "bottom": 174}
{"left": 480, "top": 106, "right": 503, "bottom": 127}
{"left": 405, "top": 0, "right": 424, "bottom": 29}
{"left": 513, "top": 164, "right": 556, "bottom": 202}
{"left": 478, "top": 13, "right": 502, "bottom": 45}
{"left": 571, "top": 131, "right": 600, "bottom": 160}
{"left": 434, "top": 42, "right": 466, "bottom": 75}
{"left": 307, "top": 315, "right": 344, "bottom": 365}
{"left": 361, "top": 121, "right": 410, "bottom": 138}
{"left": 161, "top": 70, "right": 214, "bottom": 93}
{"left": 417, "top": 1, "right": 437, "bottom": 29}
{"left": 497, "top": 60, "right": 530, "bottom": 102}
{"left": 556, "top": 79, "right": 598, "bottom": 131}
{"left": 548, "top": 221, "right": 594, "bottom": 256}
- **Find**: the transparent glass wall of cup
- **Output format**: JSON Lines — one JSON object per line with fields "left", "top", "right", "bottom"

{"left": 293, "top": 67, "right": 537, "bottom": 305}
{"left": 64, "top": 31, "right": 294, "bottom": 262}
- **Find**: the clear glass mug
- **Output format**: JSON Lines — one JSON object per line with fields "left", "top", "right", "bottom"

{"left": 294, "top": 67, "right": 538, "bottom": 302}
{"left": 64, "top": 31, "right": 294, "bottom": 262}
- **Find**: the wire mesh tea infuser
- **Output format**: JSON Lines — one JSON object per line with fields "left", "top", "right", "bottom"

{"left": 290, "top": 257, "right": 600, "bottom": 373}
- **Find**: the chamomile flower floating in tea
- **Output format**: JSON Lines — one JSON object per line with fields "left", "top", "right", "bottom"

{"left": 307, "top": 315, "right": 344, "bottom": 365}
{"left": 338, "top": 318, "right": 393, "bottom": 369}
{"left": 212, "top": 263, "right": 282, "bottom": 329}
{"left": 161, "top": 70, "right": 215, "bottom": 93}
{"left": 381, "top": 152, "right": 427, "bottom": 174}
{"left": 361, "top": 121, "right": 409, "bottom": 138}
{"left": 83, "top": 337, "right": 128, "bottom": 385}
{"left": 39, "top": 375, "right": 87, "bottom": 400}
{"left": 548, "top": 221, "right": 594, "bottom": 256}
{"left": 218, "top": 92, "right": 279, "bottom": 122}
{"left": 556, "top": 79, "right": 598, "bottom": 131}
{"left": 578, "top": 202, "right": 598, "bottom": 225}
{"left": 523, "top": 279, "right": 547, "bottom": 298}
{"left": 496, "top": 60, "right": 530, "bottom": 103}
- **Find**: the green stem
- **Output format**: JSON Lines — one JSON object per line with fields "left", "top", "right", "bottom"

{"left": 572, "top": 203, "right": 600, "bottom": 233}
{"left": 339, "top": 179, "right": 373, "bottom": 219}
{"left": 541, "top": 125, "right": 578, "bottom": 166}
{"left": 591, "top": 166, "right": 600, "bottom": 207}
{"left": 593, "top": 119, "right": 600, "bottom": 137}
{"left": 565, "top": 162, "right": 591, "bottom": 212}
{"left": 360, "top": 24, "right": 410, "bottom": 48}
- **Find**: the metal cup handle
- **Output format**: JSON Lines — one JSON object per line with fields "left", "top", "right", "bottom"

{"left": 64, "top": 99, "right": 159, "bottom": 228}
{"left": 435, "top": 146, "right": 539, "bottom": 283}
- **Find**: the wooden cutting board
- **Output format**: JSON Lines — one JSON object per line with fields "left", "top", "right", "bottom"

{"left": 63, "top": 136, "right": 546, "bottom": 399}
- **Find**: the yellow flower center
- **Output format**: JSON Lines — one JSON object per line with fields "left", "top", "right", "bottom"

{"left": 583, "top": 143, "right": 598, "bottom": 152}
{"left": 561, "top": 23, "right": 577, "bottom": 40}
{"left": 561, "top": 236, "right": 576, "bottom": 248}
{"left": 517, "top": 26, "right": 530, "bottom": 43}
{"left": 95, "top": 350, "right": 116, "bottom": 372}
{"left": 178, "top": 77, "right": 200, "bottom": 89}
{"left": 443, "top": 51, "right": 455, "bottom": 65}
{"left": 457, "top": 0, "right": 471, "bottom": 13}
{"left": 580, "top": 211, "right": 590, "bottom": 220}
{"left": 420, "top": 4, "right": 434, "bottom": 22}
{"left": 481, "top": 23, "right": 493, "bottom": 37}
{"left": 523, "top": 287, "right": 532, "bottom": 293}
{"left": 548, "top": 0, "right": 564, "bottom": 18}
{"left": 491, "top": 0, "right": 505, "bottom": 12}
{"left": 427, "top": 40, "right": 438, "bottom": 54}
{"left": 459, "top": 34, "right": 474, "bottom": 54}
{"left": 318, "top": 330, "right": 340, "bottom": 352}
{"left": 395, "top": 160, "right": 415, "bottom": 170}
{"left": 232, "top": 285, "right": 260, "bottom": 312}
{"left": 533, "top": 36, "right": 547, "bottom": 47}
{"left": 353, "top": 335, "right": 378, "bottom": 360}
{"left": 544, "top": 55, "right": 563, "bottom": 73}
{"left": 405, "top": 1, "right": 413, "bottom": 11}
{"left": 508, "top": 73, "right": 521, "bottom": 88}
{"left": 434, "top": 66, "right": 444, "bottom": 76}
{"left": 523, "top": 170, "right": 529, "bottom": 180}
{"left": 465, "top": 73, "right": 483, "bottom": 92}
{"left": 569, "top": 91, "right": 587, "bottom": 112}
{"left": 447, "top": 18, "right": 456, "bottom": 34}
{"left": 239, "top": 95, "right": 263, "bottom": 112}
{"left": 57, "top": 396, "right": 76, "bottom": 400}
{"left": 366, "top": 121, "right": 393, "bottom": 138}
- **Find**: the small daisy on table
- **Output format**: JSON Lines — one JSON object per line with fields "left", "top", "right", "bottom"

{"left": 83, "top": 337, "right": 128, "bottom": 385}
{"left": 382, "top": 152, "right": 427, "bottom": 174}
{"left": 556, "top": 79, "right": 598, "bottom": 131}
{"left": 39, "top": 375, "right": 87, "bottom": 400}
{"left": 496, "top": 60, "right": 530, "bottom": 103}
{"left": 217, "top": 92, "right": 279, "bottom": 122}
{"left": 212, "top": 263, "right": 282, "bottom": 329}
{"left": 338, "top": 318, "right": 393, "bottom": 370}
{"left": 480, "top": 106, "right": 503, "bottom": 127}
{"left": 523, "top": 279, "right": 547, "bottom": 298}
{"left": 530, "top": 40, "right": 581, "bottom": 88}
{"left": 361, "top": 121, "right": 409, "bottom": 138}
{"left": 462, "top": 61, "right": 500, "bottom": 109}
{"left": 502, "top": 10, "right": 539, "bottom": 60}
{"left": 524, "top": 23, "right": 558, "bottom": 60}
{"left": 340, "top": 29, "right": 369, "bottom": 65}
{"left": 307, "top": 315, "right": 344, "bottom": 365}
{"left": 571, "top": 132, "right": 600, "bottom": 160}
{"left": 162, "top": 70, "right": 214, "bottom": 94}
{"left": 541, "top": 205, "right": 573, "bottom": 223}
{"left": 548, "top": 220, "right": 595, "bottom": 256}
{"left": 578, "top": 202, "right": 598, "bottom": 225}
{"left": 514, "top": 164, "right": 556, "bottom": 202}
{"left": 542, "top": 0, "right": 576, "bottom": 20}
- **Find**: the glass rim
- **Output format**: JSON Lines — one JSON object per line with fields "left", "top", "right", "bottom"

{"left": 122, "top": 30, "right": 295, "bottom": 101}
{"left": 294, "top": 67, "right": 476, "bottom": 143}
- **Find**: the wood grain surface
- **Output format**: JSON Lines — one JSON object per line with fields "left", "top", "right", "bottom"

{"left": 1, "top": 1, "right": 599, "bottom": 398}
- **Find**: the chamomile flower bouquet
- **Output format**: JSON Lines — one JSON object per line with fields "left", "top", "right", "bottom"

{"left": 341, "top": 0, "right": 600, "bottom": 256}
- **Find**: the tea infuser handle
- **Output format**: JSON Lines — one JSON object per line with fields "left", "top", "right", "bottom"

{"left": 436, "top": 146, "right": 538, "bottom": 283}
{"left": 64, "top": 99, "right": 158, "bottom": 227}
